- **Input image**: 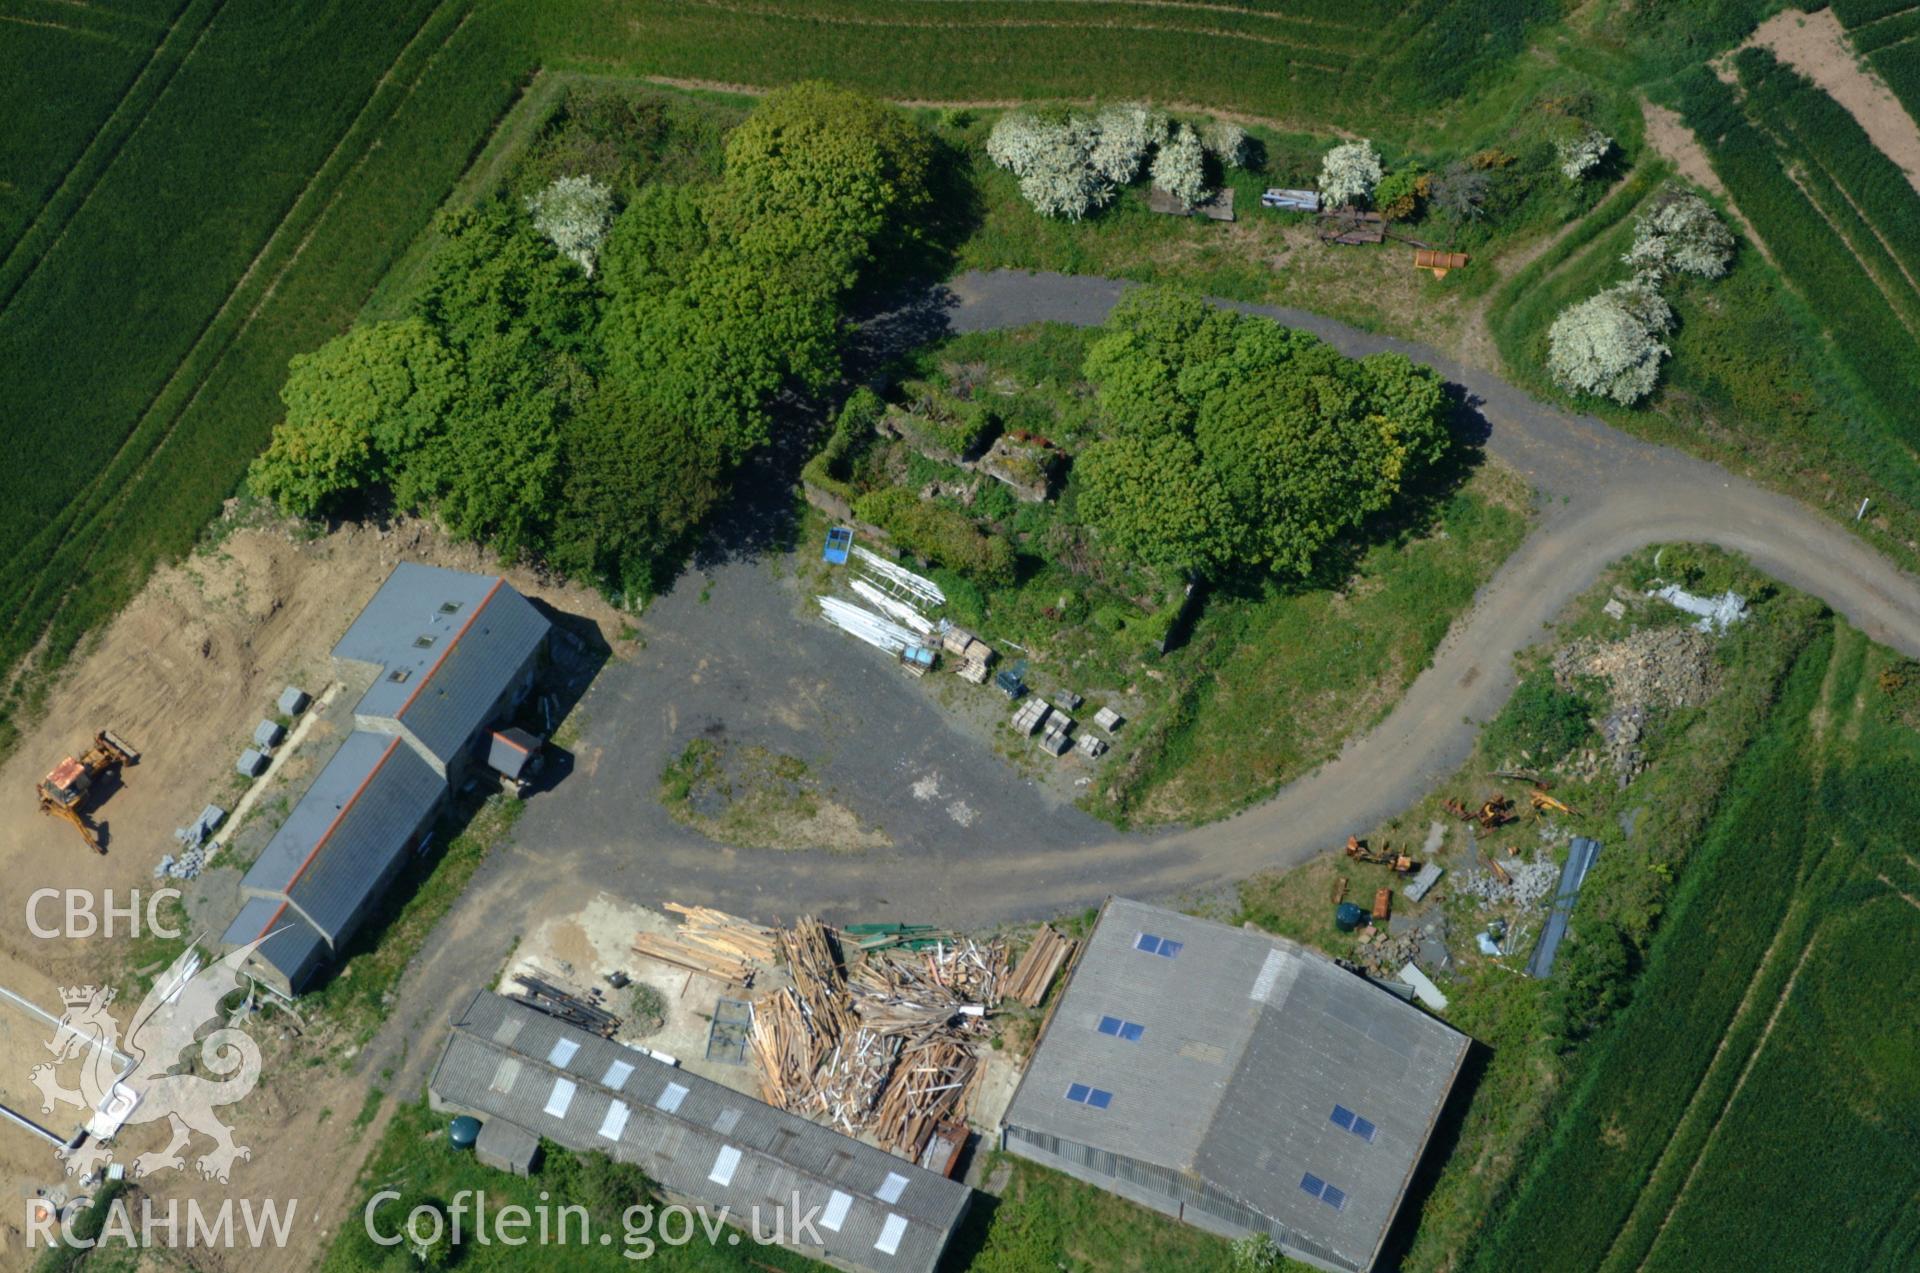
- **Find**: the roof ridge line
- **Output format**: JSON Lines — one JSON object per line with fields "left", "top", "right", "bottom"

{"left": 280, "top": 735, "right": 402, "bottom": 894}
{"left": 396, "top": 576, "right": 505, "bottom": 718}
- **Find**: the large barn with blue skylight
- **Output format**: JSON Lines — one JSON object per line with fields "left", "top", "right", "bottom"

{"left": 1000, "top": 896, "right": 1470, "bottom": 1273}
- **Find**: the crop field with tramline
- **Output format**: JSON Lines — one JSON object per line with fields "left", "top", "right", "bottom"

{"left": 1466, "top": 622, "right": 1920, "bottom": 1272}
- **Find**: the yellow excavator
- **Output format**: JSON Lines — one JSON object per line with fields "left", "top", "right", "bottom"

{"left": 37, "top": 730, "right": 139, "bottom": 854}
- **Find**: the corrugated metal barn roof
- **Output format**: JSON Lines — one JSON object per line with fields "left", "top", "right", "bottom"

{"left": 430, "top": 992, "right": 970, "bottom": 1273}
{"left": 333, "top": 563, "right": 548, "bottom": 767}
{"left": 1003, "top": 898, "right": 1469, "bottom": 1273}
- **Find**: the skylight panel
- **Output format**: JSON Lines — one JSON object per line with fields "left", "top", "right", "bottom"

{"left": 708, "top": 1145, "right": 741, "bottom": 1186}
{"left": 597, "top": 1100, "right": 630, "bottom": 1141}
{"left": 1331, "top": 1104, "right": 1377, "bottom": 1142}
{"left": 602, "top": 1059, "right": 634, "bottom": 1090}
{"left": 655, "top": 1081, "right": 689, "bottom": 1113}
{"left": 878, "top": 1172, "right": 910, "bottom": 1204}
{"left": 1132, "top": 933, "right": 1184, "bottom": 958}
{"left": 547, "top": 1038, "right": 580, "bottom": 1067}
{"left": 1300, "top": 1173, "right": 1346, "bottom": 1210}
{"left": 875, "top": 1214, "right": 908, "bottom": 1256}
{"left": 1065, "top": 1083, "right": 1113, "bottom": 1108}
{"left": 543, "top": 1077, "right": 576, "bottom": 1118}
{"left": 1096, "top": 1015, "right": 1145, "bottom": 1041}
{"left": 821, "top": 1191, "right": 853, "bottom": 1233}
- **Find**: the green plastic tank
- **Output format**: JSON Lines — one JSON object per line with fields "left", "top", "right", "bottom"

{"left": 1333, "top": 902, "right": 1367, "bottom": 932}
{"left": 449, "top": 1116, "right": 481, "bottom": 1151}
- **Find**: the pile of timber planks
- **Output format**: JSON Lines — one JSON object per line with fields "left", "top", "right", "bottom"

{"left": 873, "top": 1035, "right": 981, "bottom": 1159}
{"left": 1004, "top": 926, "right": 1077, "bottom": 1007}
{"left": 663, "top": 903, "right": 779, "bottom": 963}
{"left": 631, "top": 903, "right": 780, "bottom": 986}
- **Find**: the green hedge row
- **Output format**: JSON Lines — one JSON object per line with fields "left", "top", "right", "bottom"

{"left": 1670, "top": 65, "right": 1920, "bottom": 446}
{"left": 1831, "top": 0, "right": 1917, "bottom": 26}
{"left": 1467, "top": 626, "right": 1838, "bottom": 1272}
{"left": 1735, "top": 47, "right": 1920, "bottom": 310}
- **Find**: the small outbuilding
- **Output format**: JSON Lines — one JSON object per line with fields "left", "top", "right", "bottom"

{"left": 235, "top": 749, "right": 267, "bottom": 778}
{"left": 474, "top": 1117, "right": 541, "bottom": 1177}
{"left": 487, "top": 727, "right": 543, "bottom": 783}
{"left": 253, "top": 719, "right": 285, "bottom": 750}
{"left": 277, "top": 686, "right": 311, "bottom": 716}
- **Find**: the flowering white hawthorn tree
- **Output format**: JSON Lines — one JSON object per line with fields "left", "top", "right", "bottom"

{"left": 1557, "top": 128, "right": 1613, "bottom": 180}
{"left": 987, "top": 111, "right": 1112, "bottom": 220}
{"left": 1319, "top": 139, "right": 1382, "bottom": 208}
{"left": 1623, "top": 186, "right": 1734, "bottom": 280}
{"left": 1201, "top": 118, "right": 1250, "bottom": 168}
{"left": 1547, "top": 279, "right": 1675, "bottom": 405}
{"left": 1088, "top": 103, "right": 1168, "bottom": 184}
{"left": 525, "top": 174, "right": 615, "bottom": 275}
{"left": 1152, "top": 123, "right": 1209, "bottom": 206}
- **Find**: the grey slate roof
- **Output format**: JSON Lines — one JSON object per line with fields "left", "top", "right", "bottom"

{"left": 430, "top": 991, "right": 970, "bottom": 1273}
{"left": 1003, "top": 898, "right": 1469, "bottom": 1273}
{"left": 487, "top": 727, "right": 541, "bottom": 780}
{"left": 238, "top": 729, "right": 442, "bottom": 945}
{"left": 219, "top": 896, "right": 328, "bottom": 991}
{"left": 333, "top": 563, "right": 548, "bottom": 767}
{"left": 1527, "top": 836, "right": 1602, "bottom": 979}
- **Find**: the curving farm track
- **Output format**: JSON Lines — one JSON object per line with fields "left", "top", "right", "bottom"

{"left": 380, "top": 271, "right": 1920, "bottom": 1085}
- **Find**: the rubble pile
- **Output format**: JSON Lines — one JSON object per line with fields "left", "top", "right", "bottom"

{"left": 1454, "top": 860, "right": 1559, "bottom": 907}
{"left": 1554, "top": 626, "right": 1720, "bottom": 784}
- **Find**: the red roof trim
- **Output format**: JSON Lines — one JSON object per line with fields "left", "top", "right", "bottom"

{"left": 491, "top": 729, "right": 530, "bottom": 754}
{"left": 280, "top": 736, "right": 401, "bottom": 894}
{"left": 253, "top": 900, "right": 290, "bottom": 943}
{"left": 397, "top": 577, "right": 504, "bottom": 719}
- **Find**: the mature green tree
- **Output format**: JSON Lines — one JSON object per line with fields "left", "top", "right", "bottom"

{"left": 714, "top": 80, "right": 935, "bottom": 290}
{"left": 550, "top": 386, "right": 728, "bottom": 600}
{"left": 598, "top": 184, "right": 711, "bottom": 304}
{"left": 1074, "top": 430, "right": 1232, "bottom": 576}
{"left": 416, "top": 203, "right": 595, "bottom": 363}
{"left": 247, "top": 318, "right": 461, "bottom": 516}
{"left": 1075, "top": 287, "right": 1452, "bottom": 578}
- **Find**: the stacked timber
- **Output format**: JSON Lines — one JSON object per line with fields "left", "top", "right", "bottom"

{"left": 631, "top": 902, "right": 781, "bottom": 985}
{"left": 1004, "top": 926, "right": 1076, "bottom": 1007}
{"left": 663, "top": 903, "right": 779, "bottom": 964}
{"left": 749, "top": 920, "right": 1004, "bottom": 1160}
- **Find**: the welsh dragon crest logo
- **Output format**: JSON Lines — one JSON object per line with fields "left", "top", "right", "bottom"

{"left": 30, "top": 936, "right": 271, "bottom": 1183}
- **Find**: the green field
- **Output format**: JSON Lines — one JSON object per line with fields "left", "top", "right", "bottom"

{"left": 1464, "top": 620, "right": 1920, "bottom": 1271}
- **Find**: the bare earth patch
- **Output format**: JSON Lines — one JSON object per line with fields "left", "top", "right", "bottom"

{"left": 1737, "top": 7, "right": 1920, "bottom": 192}
{"left": 660, "top": 735, "right": 890, "bottom": 852}
{"left": 1640, "top": 98, "right": 1775, "bottom": 264}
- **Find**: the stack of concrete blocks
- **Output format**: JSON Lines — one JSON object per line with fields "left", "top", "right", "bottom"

{"left": 1011, "top": 698, "right": 1051, "bottom": 736}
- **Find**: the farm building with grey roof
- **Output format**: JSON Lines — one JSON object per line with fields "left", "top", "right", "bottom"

{"left": 219, "top": 563, "right": 548, "bottom": 996}
{"left": 1001, "top": 897, "right": 1469, "bottom": 1273}
{"left": 429, "top": 991, "right": 972, "bottom": 1273}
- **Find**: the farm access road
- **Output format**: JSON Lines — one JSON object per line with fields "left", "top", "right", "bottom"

{"left": 376, "top": 271, "right": 1920, "bottom": 1102}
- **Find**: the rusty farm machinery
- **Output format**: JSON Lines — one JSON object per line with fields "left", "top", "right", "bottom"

{"left": 37, "top": 730, "right": 139, "bottom": 854}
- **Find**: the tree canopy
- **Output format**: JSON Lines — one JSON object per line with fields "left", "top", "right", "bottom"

{"left": 1075, "top": 287, "right": 1452, "bottom": 578}
{"left": 251, "top": 83, "right": 935, "bottom": 600}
